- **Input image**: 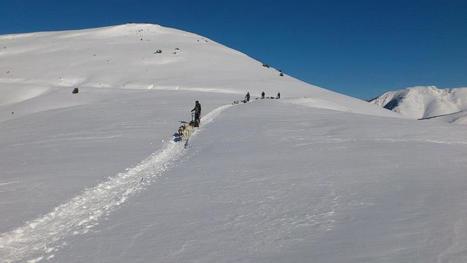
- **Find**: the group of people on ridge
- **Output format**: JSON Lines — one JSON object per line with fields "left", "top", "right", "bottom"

{"left": 187, "top": 91, "right": 280, "bottom": 130}
{"left": 248, "top": 91, "right": 280, "bottom": 101}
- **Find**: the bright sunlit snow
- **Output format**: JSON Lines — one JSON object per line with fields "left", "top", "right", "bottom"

{"left": 1, "top": 24, "right": 467, "bottom": 263}
{"left": 370, "top": 86, "right": 467, "bottom": 121}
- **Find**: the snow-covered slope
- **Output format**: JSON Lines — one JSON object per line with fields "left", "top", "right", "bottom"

{"left": 421, "top": 110, "right": 467, "bottom": 125}
{"left": 0, "top": 23, "right": 393, "bottom": 118}
{"left": 1, "top": 24, "right": 467, "bottom": 263}
{"left": 370, "top": 86, "right": 467, "bottom": 119}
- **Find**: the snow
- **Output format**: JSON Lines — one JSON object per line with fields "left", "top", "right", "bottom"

{"left": 0, "top": 85, "right": 50, "bottom": 106}
{"left": 39, "top": 102, "right": 467, "bottom": 263}
{"left": 1, "top": 24, "right": 467, "bottom": 263}
{"left": 370, "top": 86, "right": 467, "bottom": 120}
{"left": 421, "top": 110, "right": 467, "bottom": 125}
{"left": 0, "top": 23, "right": 395, "bottom": 117}
{"left": 0, "top": 103, "right": 231, "bottom": 263}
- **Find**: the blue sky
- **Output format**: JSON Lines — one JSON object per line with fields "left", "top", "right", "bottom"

{"left": 1, "top": 0, "right": 466, "bottom": 99}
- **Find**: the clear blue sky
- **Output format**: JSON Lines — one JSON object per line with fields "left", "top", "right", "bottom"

{"left": 1, "top": 0, "right": 466, "bottom": 99}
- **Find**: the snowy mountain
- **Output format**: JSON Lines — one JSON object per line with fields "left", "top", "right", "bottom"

{"left": 0, "top": 23, "right": 392, "bottom": 119}
{"left": 370, "top": 86, "right": 467, "bottom": 121}
{"left": 1, "top": 24, "right": 467, "bottom": 263}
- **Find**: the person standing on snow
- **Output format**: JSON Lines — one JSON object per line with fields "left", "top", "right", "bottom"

{"left": 245, "top": 92, "right": 250, "bottom": 102}
{"left": 261, "top": 91, "right": 265, "bottom": 99}
{"left": 191, "top": 100, "right": 201, "bottom": 127}
{"left": 276, "top": 92, "right": 280, "bottom": 99}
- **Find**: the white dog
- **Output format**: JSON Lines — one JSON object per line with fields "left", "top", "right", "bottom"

{"left": 176, "top": 121, "right": 196, "bottom": 141}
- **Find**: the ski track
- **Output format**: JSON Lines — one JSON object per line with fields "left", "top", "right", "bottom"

{"left": 0, "top": 104, "right": 232, "bottom": 263}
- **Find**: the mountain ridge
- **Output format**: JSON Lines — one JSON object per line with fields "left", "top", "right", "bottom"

{"left": 0, "top": 23, "right": 395, "bottom": 118}
{"left": 370, "top": 86, "right": 467, "bottom": 121}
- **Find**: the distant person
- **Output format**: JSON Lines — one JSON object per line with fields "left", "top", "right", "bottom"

{"left": 276, "top": 92, "right": 280, "bottom": 99}
{"left": 191, "top": 100, "right": 201, "bottom": 127}
{"left": 261, "top": 91, "right": 265, "bottom": 99}
{"left": 245, "top": 92, "right": 250, "bottom": 102}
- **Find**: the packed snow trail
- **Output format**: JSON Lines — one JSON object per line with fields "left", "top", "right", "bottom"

{"left": 0, "top": 104, "right": 232, "bottom": 263}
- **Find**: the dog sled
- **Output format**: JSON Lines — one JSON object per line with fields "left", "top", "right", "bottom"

{"left": 173, "top": 112, "right": 199, "bottom": 147}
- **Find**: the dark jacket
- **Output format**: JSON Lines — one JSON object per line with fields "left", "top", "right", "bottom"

{"left": 192, "top": 102, "right": 201, "bottom": 116}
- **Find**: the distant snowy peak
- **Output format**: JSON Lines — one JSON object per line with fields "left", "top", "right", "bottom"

{"left": 370, "top": 86, "right": 467, "bottom": 119}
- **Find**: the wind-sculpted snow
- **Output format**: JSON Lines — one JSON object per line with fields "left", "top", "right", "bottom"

{"left": 0, "top": 105, "right": 231, "bottom": 263}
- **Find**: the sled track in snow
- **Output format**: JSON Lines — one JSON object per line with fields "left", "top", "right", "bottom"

{"left": 0, "top": 104, "right": 232, "bottom": 263}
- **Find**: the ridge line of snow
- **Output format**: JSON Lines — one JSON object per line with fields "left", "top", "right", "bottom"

{"left": 145, "top": 84, "right": 243, "bottom": 95}
{"left": 0, "top": 104, "right": 232, "bottom": 263}
{"left": 281, "top": 97, "right": 400, "bottom": 118}
{"left": 0, "top": 77, "right": 244, "bottom": 95}
{"left": 418, "top": 110, "right": 465, "bottom": 120}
